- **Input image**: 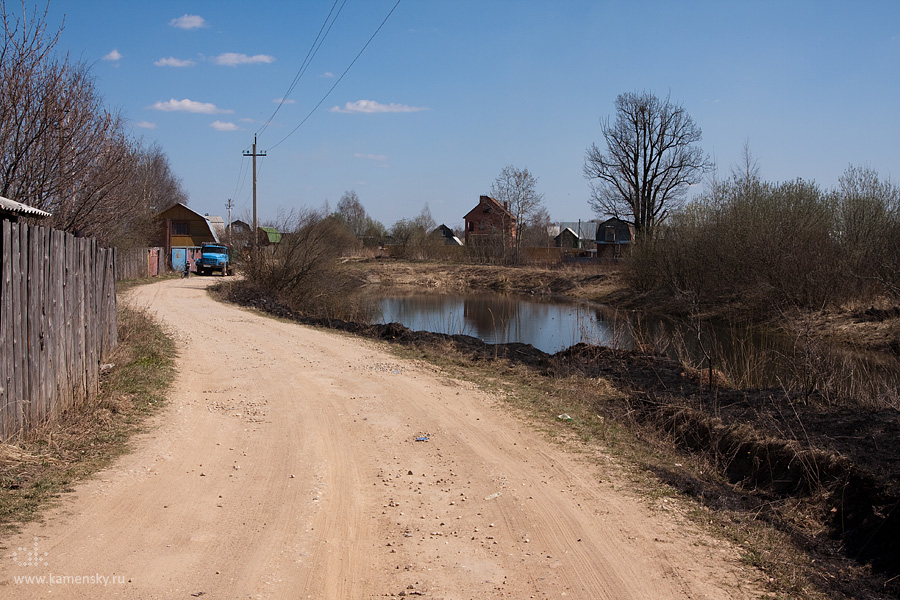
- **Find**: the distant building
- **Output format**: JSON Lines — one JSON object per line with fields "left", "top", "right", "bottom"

{"left": 258, "top": 226, "right": 282, "bottom": 246}
{"left": 555, "top": 227, "right": 581, "bottom": 249}
{"left": 595, "top": 217, "right": 634, "bottom": 261}
{"left": 463, "top": 195, "right": 516, "bottom": 246}
{"left": 432, "top": 224, "right": 463, "bottom": 246}
{"left": 154, "top": 202, "right": 220, "bottom": 271}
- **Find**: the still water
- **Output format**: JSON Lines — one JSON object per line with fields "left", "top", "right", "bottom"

{"left": 376, "top": 293, "right": 633, "bottom": 354}
{"left": 375, "top": 293, "right": 900, "bottom": 396}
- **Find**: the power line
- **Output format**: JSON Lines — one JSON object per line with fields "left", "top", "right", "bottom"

{"left": 266, "top": 0, "right": 401, "bottom": 151}
{"left": 256, "top": 0, "right": 347, "bottom": 138}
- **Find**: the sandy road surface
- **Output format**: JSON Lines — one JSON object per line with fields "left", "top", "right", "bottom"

{"left": 2, "top": 277, "right": 765, "bottom": 599}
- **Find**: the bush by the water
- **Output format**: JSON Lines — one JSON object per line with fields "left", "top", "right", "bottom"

{"left": 628, "top": 165, "right": 900, "bottom": 314}
{"left": 237, "top": 210, "right": 369, "bottom": 320}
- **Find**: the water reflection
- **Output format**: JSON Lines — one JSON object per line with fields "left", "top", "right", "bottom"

{"left": 375, "top": 293, "right": 900, "bottom": 396}
{"left": 375, "top": 293, "right": 632, "bottom": 354}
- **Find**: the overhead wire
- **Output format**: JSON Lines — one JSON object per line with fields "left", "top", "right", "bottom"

{"left": 256, "top": 0, "right": 347, "bottom": 138}
{"left": 265, "top": 0, "right": 402, "bottom": 151}
{"left": 231, "top": 151, "right": 251, "bottom": 207}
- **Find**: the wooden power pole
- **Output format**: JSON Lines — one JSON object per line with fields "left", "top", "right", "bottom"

{"left": 243, "top": 135, "right": 266, "bottom": 257}
{"left": 225, "top": 198, "right": 234, "bottom": 246}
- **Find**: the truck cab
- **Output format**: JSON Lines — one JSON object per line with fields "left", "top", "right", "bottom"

{"left": 197, "top": 243, "right": 232, "bottom": 276}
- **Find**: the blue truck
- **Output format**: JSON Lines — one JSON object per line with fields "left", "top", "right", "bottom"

{"left": 196, "top": 242, "right": 233, "bottom": 276}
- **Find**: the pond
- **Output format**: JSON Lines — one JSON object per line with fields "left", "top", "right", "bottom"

{"left": 374, "top": 293, "right": 900, "bottom": 398}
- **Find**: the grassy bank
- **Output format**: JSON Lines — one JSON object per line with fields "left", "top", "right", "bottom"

{"left": 0, "top": 302, "right": 175, "bottom": 533}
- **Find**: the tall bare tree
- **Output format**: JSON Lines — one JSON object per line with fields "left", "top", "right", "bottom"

{"left": 0, "top": 2, "right": 188, "bottom": 247}
{"left": 336, "top": 190, "right": 366, "bottom": 237}
{"left": 490, "top": 164, "right": 544, "bottom": 262}
{"left": 584, "top": 91, "right": 711, "bottom": 237}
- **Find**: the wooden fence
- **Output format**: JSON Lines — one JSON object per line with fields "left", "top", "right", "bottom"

{"left": 116, "top": 246, "right": 165, "bottom": 280}
{"left": 0, "top": 219, "right": 117, "bottom": 441}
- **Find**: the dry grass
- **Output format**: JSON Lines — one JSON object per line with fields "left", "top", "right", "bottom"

{"left": 0, "top": 303, "right": 175, "bottom": 532}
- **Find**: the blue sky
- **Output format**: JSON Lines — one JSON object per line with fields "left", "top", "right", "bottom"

{"left": 41, "top": 0, "right": 900, "bottom": 230}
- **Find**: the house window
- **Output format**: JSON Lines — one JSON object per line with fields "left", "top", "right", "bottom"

{"left": 173, "top": 221, "right": 189, "bottom": 235}
{"left": 605, "top": 226, "right": 615, "bottom": 242}
{"left": 468, "top": 222, "right": 474, "bottom": 232}
{"left": 478, "top": 221, "right": 485, "bottom": 231}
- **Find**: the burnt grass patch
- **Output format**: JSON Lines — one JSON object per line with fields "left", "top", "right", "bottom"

{"left": 224, "top": 283, "right": 900, "bottom": 599}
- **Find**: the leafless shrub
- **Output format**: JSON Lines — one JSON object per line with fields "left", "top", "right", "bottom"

{"left": 243, "top": 209, "right": 369, "bottom": 320}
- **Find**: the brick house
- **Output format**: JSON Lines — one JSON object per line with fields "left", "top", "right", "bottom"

{"left": 463, "top": 195, "right": 516, "bottom": 246}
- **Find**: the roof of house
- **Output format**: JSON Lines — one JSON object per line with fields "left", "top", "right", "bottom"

{"left": 259, "top": 226, "right": 282, "bottom": 244}
{"left": 206, "top": 215, "right": 226, "bottom": 239}
{"left": 464, "top": 195, "right": 516, "bottom": 222}
{"left": 557, "top": 221, "right": 598, "bottom": 240}
{"left": 156, "top": 202, "right": 221, "bottom": 243}
{"left": 597, "top": 217, "right": 631, "bottom": 227}
{"left": 0, "top": 196, "right": 51, "bottom": 220}
{"left": 554, "top": 227, "right": 579, "bottom": 240}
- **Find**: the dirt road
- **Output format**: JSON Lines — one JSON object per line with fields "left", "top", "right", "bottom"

{"left": 2, "top": 277, "right": 765, "bottom": 599}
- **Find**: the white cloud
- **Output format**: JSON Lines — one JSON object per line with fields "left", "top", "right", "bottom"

{"left": 214, "top": 52, "right": 275, "bottom": 67}
{"left": 155, "top": 57, "right": 196, "bottom": 67}
{"left": 210, "top": 121, "right": 239, "bottom": 131}
{"left": 273, "top": 98, "right": 296, "bottom": 104}
{"left": 170, "top": 14, "right": 207, "bottom": 29}
{"left": 321, "top": 71, "right": 335, "bottom": 78}
{"left": 134, "top": 121, "right": 157, "bottom": 130}
{"left": 330, "top": 100, "right": 427, "bottom": 114}
{"left": 103, "top": 49, "right": 121, "bottom": 61}
{"left": 148, "top": 98, "right": 233, "bottom": 114}
{"left": 354, "top": 152, "right": 387, "bottom": 161}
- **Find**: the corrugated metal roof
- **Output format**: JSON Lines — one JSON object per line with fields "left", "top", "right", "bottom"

{"left": 206, "top": 215, "right": 225, "bottom": 241}
{"left": 557, "top": 221, "right": 598, "bottom": 240}
{"left": 0, "top": 196, "right": 51, "bottom": 219}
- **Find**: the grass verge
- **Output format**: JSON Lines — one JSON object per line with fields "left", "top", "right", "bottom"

{"left": 0, "top": 303, "right": 175, "bottom": 533}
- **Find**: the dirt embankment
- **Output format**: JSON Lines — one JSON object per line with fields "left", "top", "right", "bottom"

{"left": 356, "top": 259, "right": 622, "bottom": 301}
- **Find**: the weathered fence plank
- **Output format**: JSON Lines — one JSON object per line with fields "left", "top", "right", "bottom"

{"left": 1, "top": 220, "right": 12, "bottom": 439}
{"left": 0, "top": 220, "right": 118, "bottom": 440}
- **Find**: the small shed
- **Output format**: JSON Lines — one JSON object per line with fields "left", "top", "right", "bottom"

{"left": 432, "top": 224, "right": 463, "bottom": 246}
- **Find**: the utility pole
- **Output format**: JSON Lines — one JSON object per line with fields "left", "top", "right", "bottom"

{"left": 225, "top": 198, "right": 234, "bottom": 246}
{"left": 243, "top": 135, "right": 266, "bottom": 258}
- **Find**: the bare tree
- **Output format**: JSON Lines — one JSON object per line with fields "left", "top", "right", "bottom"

{"left": 490, "top": 165, "right": 544, "bottom": 262}
{"left": 0, "top": 3, "right": 188, "bottom": 247}
{"left": 584, "top": 91, "right": 711, "bottom": 237}
{"left": 336, "top": 189, "right": 366, "bottom": 237}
